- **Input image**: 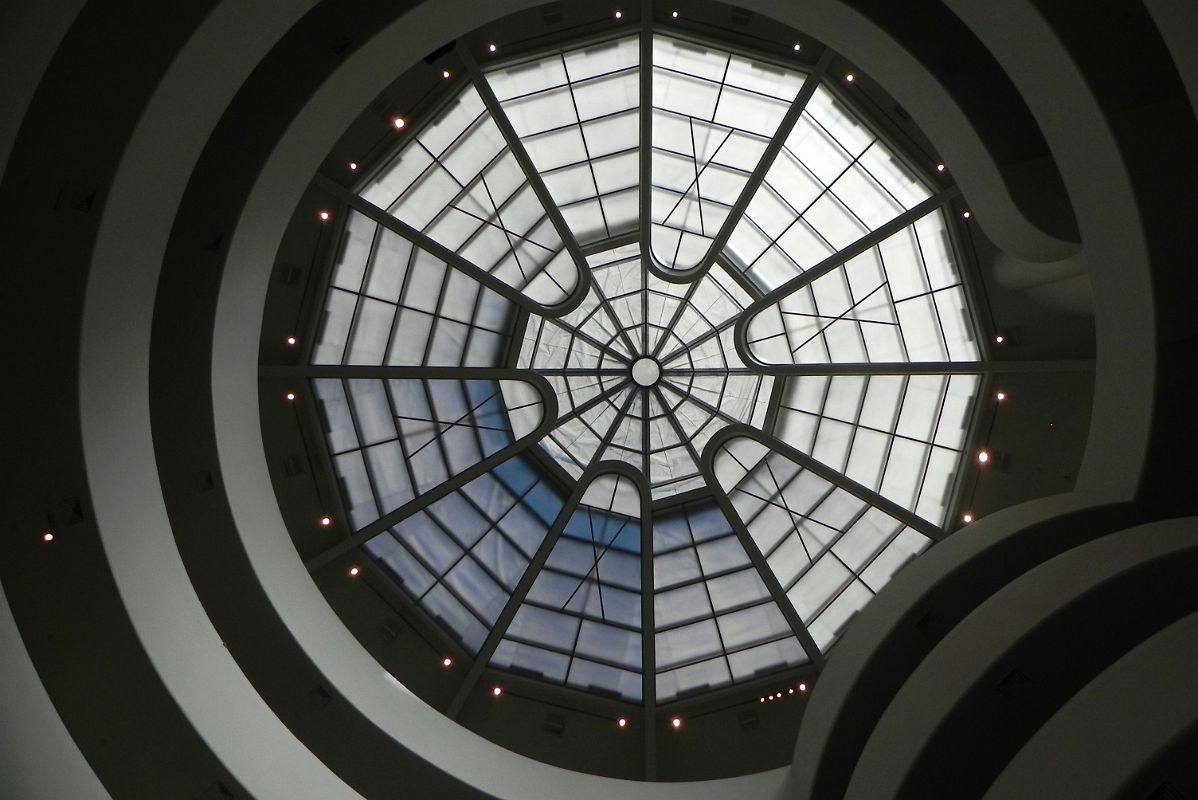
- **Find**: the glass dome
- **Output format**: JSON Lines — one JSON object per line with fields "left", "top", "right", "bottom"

{"left": 306, "top": 26, "right": 983, "bottom": 705}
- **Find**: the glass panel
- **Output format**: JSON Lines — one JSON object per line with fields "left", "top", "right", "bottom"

{"left": 714, "top": 435, "right": 932, "bottom": 652}
{"left": 365, "top": 454, "right": 565, "bottom": 654}
{"left": 651, "top": 36, "right": 808, "bottom": 273}
{"left": 494, "top": 473, "right": 644, "bottom": 701}
{"left": 727, "top": 82, "right": 933, "bottom": 291}
{"left": 361, "top": 86, "right": 581, "bottom": 307}
{"left": 653, "top": 501, "right": 807, "bottom": 701}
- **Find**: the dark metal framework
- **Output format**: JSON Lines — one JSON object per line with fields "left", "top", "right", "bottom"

{"left": 266, "top": 0, "right": 1096, "bottom": 739}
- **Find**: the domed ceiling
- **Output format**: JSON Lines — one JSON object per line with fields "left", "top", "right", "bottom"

{"left": 295, "top": 21, "right": 982, "bottom": 712}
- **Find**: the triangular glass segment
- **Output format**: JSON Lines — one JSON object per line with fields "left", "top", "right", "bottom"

{"left": 771, "top": 374, "right": 980, "bottom": 523}
{"left": 653, "top": 499, "right": 808, "bottom": 702}
{"left": 365, "top": 454, "right": 566, "bottom": 653}
{"left": 651, "top": 35, "right": 808, "bottom": 273}
{"left": 744, "top": 210, "right": 981, "bottom": 366}
{"left": 712, "top": 435, "right": 932, "bottom": 651}
{"left": 726, "top": 82, "right": 934, "bottom": 291}
{"left": 313, "top": 209, "right": 516, "bottom": 367}
{"left": 313, "top": 377, "right": 546, "bottom": 530}
{"left": 486, "top": 36, "right": 640, "bottom": 246}
{"left": 492, "top": 473, "right": 644, "bottom": 700}
{"left": 359, "top": 85, "right": 581, "bottom": 308}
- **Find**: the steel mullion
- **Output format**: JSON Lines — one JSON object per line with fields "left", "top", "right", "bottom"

{"left": 337, "top": 218, "right": 386, "bottom": 367}
{"left": 637, "top": 0, "right": 654, "bottom": 270}
{"left": 734, "top": 191, "right": 957, "bottom": 364}
{"left": 709, "top": 424, "right": 943, "bottom": 541}
{"left": 446, "top": 461, "right": 635, "bottom": 719}
{"left": 304, "top": 375, "right": 560, "bottom": 573}
{"left": 460, "top": 40, "right": 635, "bottom": 359}
{"left": 697, "top": 437, "right": 826, "bottom": 668}
{"left": 312, "top": 173, "right": 585, "bottom": 317}
{"left": 675, "top": 48, "right": 835, "bottom": 286}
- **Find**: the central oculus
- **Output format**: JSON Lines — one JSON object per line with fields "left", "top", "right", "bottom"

{"left": 631, "top": 356, "right": 661, "bottom": 388}
{"left": 517, "top": 243, "right": 776, "bottom": 499}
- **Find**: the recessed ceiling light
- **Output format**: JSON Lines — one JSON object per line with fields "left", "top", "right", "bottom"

{"left": 492, "top": 686, "right": 503, "bottom": 696}
{"left": 42, "top": 531, "right": 55, "bottom": 543}
{"left": 977, "top": 450, "right": 990, "bottom": 464}
{"left": 442, "top": 69, "right": 451, "bottom": 79}
{"left": 963, "top": 210, "right": 972, "bottom": 219}
{"left": 798, "top": 682, "right": 808, "bottom": 692}
{"left": 962, "top": 513, "right": 974, "bottom": 524}
{"left": 320, "top": 515, "right": 333, "bottom": 527}
{"left": 845, "top": 72, "right": 856, "bottom": 82}
{"left": 936, "top": 163, "right": 946, "bottom": 172}
{"left": 442, "top": 657, "right": 453, "bottom": 667}
{"left": 617, "top": 717, "right": 627, "bottom": 728}
{"left": 488, "top": 43, "right": 498, "bottom": 53}
{"left": 284, "top": 392, "right": 296, "bottom": 402}
{"left": 614, "top": 10, "right": 622, "bottom": 19}
{"left": 348, "top": 161, "right": 358, "bottom": 171}
{"left": 995, "top": 334, "right": 1005, "bottom": 344}
{"left": 285, "top": 336, "right": 297, "bottom": 346}
{"left": 348, "top": 566, "right": 360, "bottom": 577}
{"left": 392, "top": 117, "right": 406, "bottom": 130}
{"left": 793, "top": 43, "right": 801, "bottom": 52}
{"left": 996, "top": 391, "right": 1007, "bottom": 401}
{"left": 671, "top": 10, "right": 679, "bottom": 18}
{"left": 670, "top": 717, "right": 682, "bottom": 729}
{"left": 318, "top": 210, "right": 330, "bottom": 221}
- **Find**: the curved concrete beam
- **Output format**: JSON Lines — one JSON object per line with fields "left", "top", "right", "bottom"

{"left": 779, "top": 492, "right": 1135, "bottom": 800}
{"left": 984, "top": 608, "right": 1198, "bottom": 800}
{"left": 845, "top": 517, "right": 1198, "bottom": 799}
{"left": 737, "top": 0, "right": 1079, "bottom": 263}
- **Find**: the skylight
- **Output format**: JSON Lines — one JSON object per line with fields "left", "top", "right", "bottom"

{"left": 308, "top": 27, "right": 983, "bottom": 704}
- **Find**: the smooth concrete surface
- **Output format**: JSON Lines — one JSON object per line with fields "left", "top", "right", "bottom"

{"left": 844, "top": 517, "right": 1198, "bottom": 800}
{"left": 985, "top": 608, "right": 1198, "bottom": 800}
{"left": 0, "top": 0, "right": 1168, "bottom": 797}
{"left": 779, "top": 491, "right": 1130, "bottom": 800}
{"left": 0, "top": 585, "right": 110, "bottom": 800}
{"left": 945, "top": 0, "right": 1154, "bottom": 501}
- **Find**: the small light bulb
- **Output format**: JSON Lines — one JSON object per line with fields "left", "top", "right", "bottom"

{"left": 488, "top": 43, "right": 497, "bottom": 53}
{"left": 671, "top": 717, "right": 682, "bottom": 729}
{"left": 285, "top": 336, "right": 297, "bottom": 346}
{"left": 977, "top": 450, "right": 990, "bottom": 464}
{"left": 42, "top": 531, "right": 55, "bottom": 543}
{"left": 996, "top": 391, "right": 1007, "bottom": 401}
{"left": 798, "top": 682, "right": 808, "bottom": 692}
{"left": 615, "top": 10, "right": 622, "bottom": 19}
{"left": 492, "top": 686, "right": 503, "bottom": 696}
{"left": 845, "top": 73, "right": 856, "bottom": 83}
{"left": 348, "top": 566, "right": 360, "bottom": 577}
{"left": 617, "top": 717, "right": 628, "bottom": 728}
{"left": 318, "top": 210, "right": 330, "bottom": 221}
{"left": 392, "top": 117, "right": 406, "bottom": 130}
{"left": 671, "top": 10, "right": 679, "bottom": 18}
{"left": 320, "top": 515, "right": 333, "bottom": 527}
{"left": 788, "top": 688, "right": 795, "bottom": 694}
{"left": 995, "top": 335, "right": 1005, "bottom": 344}
{"left": 348, "top": 161, "right": 358, "bottom": 171}
{"left": 285, "top": 392, "right": 296, "bottom": 402}
{"left": 936, "top": 163, "right": 946, "bottom": 172}
{"left": 759, "top": 697, "right": 765, "bottom": 703}
{"left": 963, "top": 210, "right": 972, "bottom": 219}
{"left": 442, "top": 657, "right": 453, "bottom": 667}
{"left": 442, "top": 69, "right": 451, "bottom": 79}
{"left": 962, "top": 513, "right": 974, "bottom": 524}
{"left": 793, "top": 43, "right": 801, "bottom": 52}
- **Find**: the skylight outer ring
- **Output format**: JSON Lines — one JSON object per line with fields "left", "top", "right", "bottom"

{"left": 310, "top": 26, "right": 983, "bottom": 707}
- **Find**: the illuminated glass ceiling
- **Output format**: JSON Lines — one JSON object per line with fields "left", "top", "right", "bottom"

{"left": 308, "top": 28, "right": 984, "bottom": 704}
